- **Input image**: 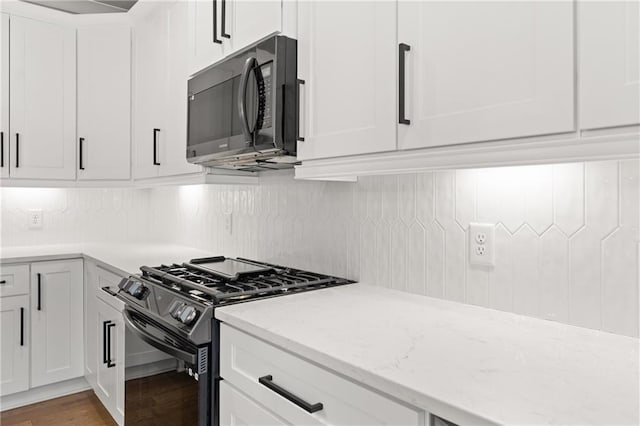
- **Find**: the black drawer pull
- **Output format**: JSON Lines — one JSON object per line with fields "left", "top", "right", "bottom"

{"left": 37, "top": 273, "right": 42, "bottom": 310}
{"left": 258, "top": 375, "right": 323, "bottom": 414}
{"left": 15, "top": 133, "right": 19, "bottom": 168}
{"left": 398, "top": 43, "right": 411, "bottom": 125}
{"left": 212, "top": 0, "right": 222, "bottom": 44}
{"left": 20, "top": 307, "right": 25, "bottom": 346}
{"left": 153, "top": 128, "right": 161, "bottom": 165}
{"left": 1, "top": 131, "right": 4, "bottom": 168}
{"left": 103, "top": 320, "right": 111, "bottom": 364}
{"left": 0, "top": 280, "right": 6, "bottom": 284}
{"left": 221, "top": 0, "right": 230, "bottom": 38}
{"left": 79, "top": 137, "right": 85, "bottom": 170}
{"left": 107, "top": 322, "right": 116, "bottom": 368}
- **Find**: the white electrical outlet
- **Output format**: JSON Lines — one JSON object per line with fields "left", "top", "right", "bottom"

{"left": 469, "top": 223, "right": 494, "bottom": 266}
{"left": 224, "top": 212, "right": 233, "bottom": 235}
{"left": 28, "top": 209, "right": 43, "bottom": 229}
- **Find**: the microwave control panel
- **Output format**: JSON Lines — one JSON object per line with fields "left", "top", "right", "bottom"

{"left": 261, "top": 63, "right": 273, "bottom": 130}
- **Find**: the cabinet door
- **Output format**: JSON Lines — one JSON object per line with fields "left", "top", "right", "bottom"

{"left": 296, "top": 1, "right": 397, "bottom": 161}
{"left": 9, "top": 15, "right": 76, "bottom": 179}
{"left": 96, "top": 297, "right": 124, "bottom": 426}
{"left": 77, "top": 25, "right": 131, "bottom": 180}
{"left": 31, "top": 259, "right": 84, "bottom": 387}
{"left": 398, "top": 1, "right": 574, "bottom": 150}
{"left": 133, "top": 7, "right": 166, "bottom": 179}
{"left": 225, "top": 0, "right": 281, "bottom": 55}
{"left": 161, "top": 1, "right": 202, "bottom": 177}
{"left": 580, "top": 1, "right": 639, "bottom": 130}
{"left": 0, "top": 295, "right": 29, "bottom": 396}
{"left": 1, "top": 14, "right": 9, "bottom": 179}
{"left": 220, "top": 381, "right": 288, "bottom": 426}
{"left": 187, "top": 0, "right": 225, "bottom": 75}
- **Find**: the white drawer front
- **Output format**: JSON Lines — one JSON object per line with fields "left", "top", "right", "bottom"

{"left": 0, "top": 264, "right": 30, "bottom": 297}
{"left": 220, "top": 324, "right": 424, "bottom": 426}
{"left": 220, "top": 381, "right": 289, "bottom": 426}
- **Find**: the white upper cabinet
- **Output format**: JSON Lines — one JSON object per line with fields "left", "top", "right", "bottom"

{"left": 188, "top": 0, "right": 225, "bottom": 75}
{"left": 187, "top": 0, "right": 281, "bottom": 76}
{"left": 133, "top": 6, "right": 167, "bottom": 179}
{"left": 296, "top": 1, "right": 397, "bottom": 161}
{"left": 397, "top": 1, "right": 575, "bottom": 150}
{"left": 1, "top": 14, "right": 9, "bottom": 179}
{"left": 8, "top": 15, "right": 76, "bottom": 180}
{"left": 77, "top": 25, "right": 131, "bottom": 181}
{"left": 580, "top": 1, "right": 639, "bottom": 130}
{"left": 133, "top": 2, "right": 201, "bottom": 179}
{"left": 225, "top": 0, "right": 281, "bottom": 54}
{"left": 162, "top": 1, "right": 202, "bottom": 177}
{"left": 30, "top": 259, "right": 84, "bottom": 388}
{"left": 0, "top": 295, "right": 29, "bottom": 396}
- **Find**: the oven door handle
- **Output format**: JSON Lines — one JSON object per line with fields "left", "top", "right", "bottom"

{"left": 122, "top": 308, "right": 197, "bottom": 365}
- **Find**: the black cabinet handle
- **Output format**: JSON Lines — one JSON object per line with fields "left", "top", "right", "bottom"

{"left": 15, "top": 133, "right": 19, "bottom": 168}
{"left": 1, "top": 131, "right": 4, "bottom": 168}
{"left": 399, "top": 43, "right": 411, "bottom": 125}
{"left": 221, "top": 0, "right": 230, "bottom": 38}
{"left": 107, "top": 322, "right": 116, "bottom": 368}
{"left": 103, "top": 320, "right": 111, "bottom": 364}
{"left": 296, "top": 79, "right": 305, "bottom": 142}
{"left": 153, "top": 128, "right": 160, "bottom": 165}
{"left": 258, "top": 375, "right": 323, "bottom": 414}
{"left": 212, "top": 0, "right": 222, "bottom": 44}
{"left": 37, "top": 273, "right": 41, "bottom": 311}
{"left": 0, "top": 280, "right": 6, "bottom": 284}
{"left": 20, "top": 307, "right": 24, "bottom": 346}
{"left": 79, "top": 137, "right": 85, "bottom": 170}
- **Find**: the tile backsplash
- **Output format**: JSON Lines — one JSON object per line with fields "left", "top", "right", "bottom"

{"left": 1, "top": 159, "right": 638, "bottom": 337}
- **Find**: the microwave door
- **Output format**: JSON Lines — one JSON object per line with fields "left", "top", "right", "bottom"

{"left": 187, "top": 77, "right": 238, "bottom": 161}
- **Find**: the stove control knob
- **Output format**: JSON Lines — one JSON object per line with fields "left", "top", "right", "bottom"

{"left": 127, "top": 281, "right": 146, "bottom": 300}
{"left": 179, "top": 306, "right": 198, "bottom": 325}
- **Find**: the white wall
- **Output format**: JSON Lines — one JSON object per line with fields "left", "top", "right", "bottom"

{"left": 1, "top": 159, "right": 638, "bottom": 337}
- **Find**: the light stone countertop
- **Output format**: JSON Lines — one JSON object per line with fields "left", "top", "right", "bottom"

{"left": 215, "top": 283, "right": 639, "bottom": 426}
{"left": 0, "top": 243, "right": 213, "bottom": 276}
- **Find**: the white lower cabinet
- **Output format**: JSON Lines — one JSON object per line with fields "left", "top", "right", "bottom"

{"left": 0, "top": 295, "right": 29, "bottom": 396}
{"left": 30, "top": 259, "right": 84, "bottom": 387}
{"left": 220, "top": 324, "right": 425, "bottom": 426}
{"left": 95, "top": 296, "right": 125, "bottom": 426}
{"left": 221, "top": 381, "right": 288, "bottom": 426}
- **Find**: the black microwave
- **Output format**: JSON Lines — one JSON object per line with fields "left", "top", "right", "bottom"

{"left": 186, "top": 36, "right": 298, "bottom": 171}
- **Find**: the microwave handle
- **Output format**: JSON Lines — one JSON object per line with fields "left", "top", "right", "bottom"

{"left": 239, "top": 56, "right": 259, "bottom": 143}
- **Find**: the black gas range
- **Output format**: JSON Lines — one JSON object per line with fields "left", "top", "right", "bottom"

{"left": 116, "top": 256, "right": 353, "bottom": 426}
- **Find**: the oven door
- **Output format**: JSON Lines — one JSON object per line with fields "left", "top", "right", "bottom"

{"left": 123, "top": 307, "right": 211, "bottom": 426}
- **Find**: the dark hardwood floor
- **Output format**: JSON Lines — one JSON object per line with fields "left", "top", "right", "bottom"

{"left": 0, "top": 390, "right": 116, "bottom": 426}
{"left": 1, "top": 372, "right": 199, "bottom": 426}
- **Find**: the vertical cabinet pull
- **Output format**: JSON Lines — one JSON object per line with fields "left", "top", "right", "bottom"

{"left": 258, "top": 375, "right": 324, "bottom": 413}
{"left": 79, "top": 137, "right": 85, "bottom": 170}
{"left": 153, "top": 128, "right": 161, "bottom": 165}
{"left": 221, "top": 0, "right": 230, "bottom": 38}
{"left": 398, "top": 43, "right": 411, "bottom": 125}
{"left": 37, "top": 273, "right": 42, "bottom": 311}
{"left": 103, "top": 320, "right": 111, "bottom": 364}
{"left": 296, "top": 79, "right": 305, "bottom": 142}
{"left": 107, "top": 323, "right": 116, "bottom": 368}
{"left": 15, "top": 133, "right": 19, "bottom": 168}
{"left": 212, "top": 0, "right": 222, "bottom": 44}
{"left": 1, "top": 131, "right": 4, "bottom": 168}
{"left": 20, "top": 307, "right": 24, "bottom": 346}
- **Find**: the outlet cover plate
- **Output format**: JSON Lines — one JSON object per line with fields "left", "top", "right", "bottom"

{"left": 469, "top": 222, "right": 494, "bottom": 266}
{"left": 28, "top": 209, "right": 43, "bottom": 229}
